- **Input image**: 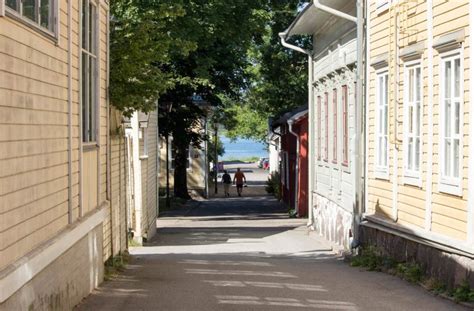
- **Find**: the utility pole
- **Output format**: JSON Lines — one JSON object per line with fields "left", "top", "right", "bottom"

{"left": 166, "top": 134, "right": 170, "bottom": 209}
{"left": 214, "top": 125, "right": 218, "bottom": 194}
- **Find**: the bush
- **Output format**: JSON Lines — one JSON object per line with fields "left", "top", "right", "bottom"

{"left": 265, "top": 171, "right": 281, "bottom": 200}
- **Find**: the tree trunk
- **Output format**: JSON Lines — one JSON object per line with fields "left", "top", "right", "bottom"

{"left": 173, "top": 140, "right": 191, "bottom": 199}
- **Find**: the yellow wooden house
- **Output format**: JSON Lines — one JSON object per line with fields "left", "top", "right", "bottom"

{"left": 363, "top": 0, "right": 474, "bottom": 287}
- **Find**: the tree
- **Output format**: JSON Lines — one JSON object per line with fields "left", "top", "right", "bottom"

{"left": 158, "top": 0, "right": 268, "bottom": 198}
{"left": 223, "top": 0, "right": 310, "bottom": 142}
{"left": 109, "top": 0, "right": 196, "bottom": 115}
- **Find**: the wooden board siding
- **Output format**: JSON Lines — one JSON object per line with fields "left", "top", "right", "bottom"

{"left": 430, "top": 0, "right": 469, "bottom": 240}
{"left": 0, "top": 0, "right": 110, "bottom": 270}
{"left": 143, "top": 111, "right": 158, "bottom": 237}
{"left": 367, "top": 0, "right": 470, "bottom": 242}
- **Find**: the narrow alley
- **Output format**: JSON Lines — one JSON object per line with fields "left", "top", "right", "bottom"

{"left": 75, "top": 194, "right": 464, "bottom": 311}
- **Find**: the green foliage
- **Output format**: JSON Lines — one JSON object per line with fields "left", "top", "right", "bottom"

{"left": 396, "top": 262, "right": 423, "bottom": 283}
{"left": 104, "top": 252, "right": 130, "bottom": 281}
{"left": 424, "top": 278, "right": 447, "bottom": 295}
{"left": 224, "top": 103, "right": 269, "bottom": 142}
{"left": 350, "top": 246, "right": 384, "bottom": 271}
{"left": 451, "top": 280, "right": 474, "bottom": 302}
{"left": 221, "top": 1, "right": 310, "bottom": 141}
{"left": 110, "top": 0, "right": 196, "bottom": 115}
{"left": 207, "top": 134, "right": 225, "bottom": 164}
{"left": 265, "top": 171, "right": 281, "bottom": 200}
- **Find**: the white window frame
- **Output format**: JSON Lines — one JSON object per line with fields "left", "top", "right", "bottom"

{"left": 139, "top": 128, "right": 149, "bottom": 159}
{"left": 438, "top": 48, "right": 463, "bottom": 196}
{"left": 376, "top": 0, "right": 398, "bottom": 14}
{"left": 4, "top": 0, "right": 59, "bottom": 38}
{"left": 80, "top": 0, "right": 99, "bottom": 144}
{"left": 375, "top": 69, "right": 389, "bottom": 179}
{"left": 170, "top": 142, "right": 192, "bottom": 171}
{"left": 403, "top": 61, "right": 423, "bottom": 187}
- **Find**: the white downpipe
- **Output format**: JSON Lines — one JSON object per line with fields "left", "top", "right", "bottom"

{"left": 279, "top": 2, "right": 360, "bottom": 231}
{"left": 67, "top": 0, "right": 73, "bottom": 224}
{"left": 288, "top": 120, "right": 300, "bottom": 216}
{"left": 279, "top": 32, "right": 311, "bottom": 55}
{"left": 308, "top": 55, "right": 315, "bottom": 227}
{"left": 467, "top": 0, "right": 474, "bottom": 243}
{"left": 131, "top": 113, "right": 143, "bottom": 243}
{"left": 425, "top": 0, "right": 434, "bottom": 231}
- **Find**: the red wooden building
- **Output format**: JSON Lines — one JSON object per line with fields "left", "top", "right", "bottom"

{"left": 271, "top": 106, "right": 308, "bottom": 217}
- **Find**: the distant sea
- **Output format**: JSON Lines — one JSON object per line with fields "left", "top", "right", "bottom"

{"left": 220, "top": 137, "right": 268, "bottom": 160}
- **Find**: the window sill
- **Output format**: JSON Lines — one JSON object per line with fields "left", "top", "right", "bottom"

{"left": 403, "top": 174, "right": 422, "bottom": 188}
{"left": 140, "top": 155, "right": 149, "bottom": 160}
{"left": 5, "top": 9, "right": 58, "bottom": 43}
{"left": 374, "top": 169, "right": 389, "bottom": 181}
{"left": 438, "top": 180, "right": 463, "bottom": 197}
{"left": 83, "top": 143, "right": 99, "bottom": 151}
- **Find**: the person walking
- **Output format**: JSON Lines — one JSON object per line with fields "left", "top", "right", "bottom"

{"left": 222, "top": 170, "right": 232, "bottom": 197}
{"left": 233, "top": 168, "right": 247, "bottom": 197}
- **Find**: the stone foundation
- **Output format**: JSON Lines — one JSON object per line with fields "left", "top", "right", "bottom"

{"left": 312, "top": 194, "right": 353, "bottom": 249}
{"left": 1, "top": 225, "right": 104, "bottom": 311}
{"left": 361, "top": 223, "right": 474, "bottom": 288}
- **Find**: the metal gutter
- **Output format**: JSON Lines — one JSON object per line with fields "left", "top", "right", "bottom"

{"left": 288, "top": 122, "right": 298, "bottom": 215}
{"left": 67, "top": 0, "right": 72, "bottom": 224}
{"left": 279, "top": 0, "right": 363, "bottom": 243}
{"left": 278, "top": 32, "right": 311, "bottom": 55}
{"left": 313, "top": 0, "right": 357, "bottom": 23}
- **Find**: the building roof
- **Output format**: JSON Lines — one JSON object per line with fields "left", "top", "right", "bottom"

{"left": 282, "top": 0, "right": 356, "bottom": 39}
{"left": 271, "top": 105, "right": 308, "bottom": 129}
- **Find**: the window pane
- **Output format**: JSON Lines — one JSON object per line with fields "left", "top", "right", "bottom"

{"left": 445, "top": 61, "right": 452, "bottom": 98}
{"left": 384, "top": 105, "right": 388, "bottom": 135}
{"left": 383, "top": 137, "right": 388, "bottom": 167}
{"left": 40, "top": 0, "right": 51, "bottom": 30}
{"left": 6, "top": 0, "right": 19, "bottom": 11}
{"left": 82, "top": 0, "right": 88, "bottom": 49}
{"left": 379, "top": 76, "right": 383, "bottom": 105}
{"left": 408, "top": 138, "right": 413, "bottom": 170}
{"left": 23, "top": 0, "right": 38, "bottom": 22}
{"left": 415, "top": 138, "right": 420, "bottom": 171}
{"left": 454, "top": 58, "right": 461, "bottom": 98}
{"left": 384, "top": 75, "right": 388, "bottom": 106}
{"left": 377, "top": 136, "right": 383, "bottom": 166}
{"left": 89, "top": 4, "right": 97, "bottom": 54}
{"left": 409, "top": 69, "right": 414, "bottom": 102}
{"left": 453, "top": 139, "right": 459, "bottom": 178}
{"left": 445, "top": 100, "right": 451, "bottom": 137}
{"left": 454, "top": 101, "right": 460, "bottom": 135}
{"left": 82, "top": 53, "right": 89, "bottom": 142}
{"left": 416, "top": 67, "right": 421, "bottom": 101}
{"left": 408, "top": 105, "right": 413, "bottom": 134}
{"left": 89, "top": 56, "right": 96, "bottom": 142}
{"left": 445, "top": 139, "right": 451, "bottom": 177}
{"left": 416, "top": 103, "right": 421, "bottom": 136}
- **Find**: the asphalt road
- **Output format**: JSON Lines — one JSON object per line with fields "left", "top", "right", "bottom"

{"left": 75, "top": 196, "right": 467, "bottom": 311}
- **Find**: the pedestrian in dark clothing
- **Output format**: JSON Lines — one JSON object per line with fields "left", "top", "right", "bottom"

{"left": 222, "top": 170, "right": 232, "bottom": 197}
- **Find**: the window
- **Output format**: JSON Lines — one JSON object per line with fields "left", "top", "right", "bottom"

{"left": 332, "top": 88, "right": 338, "bottom": 163}
{"left": 376, "top": 0, "right": 397, "bottom": 14}
{"left": 140, "top": 128, "right": 148, "bottom": 158}
{"left": 376, "top": 71, "right": 389, "bottom": 177}
{"left": 342, "top": 85, "right": 349, "bottom": 166}
{"left": 5, "top": 0, "right": 56, "bottom": 33}
{"left": 324, "top": 92, "right": 329, "bottom": 162}
{"left": 404, "top": 63, "right": 422, "bottom": 183}
{"left": 171, "top": 145, "right": 191, "bottom": 169}
{"left": 81, "top": 0, "right": 98, "bottom": 143}
{"left": 317, "top": 96, "right": 322, "bottom": 160}
{"left": 440, "top": 52, "right": 462, "bottom": 194}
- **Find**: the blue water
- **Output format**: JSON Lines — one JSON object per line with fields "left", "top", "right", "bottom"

{"left": 220, "top": 137, "right": 268, "bottom": 160}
